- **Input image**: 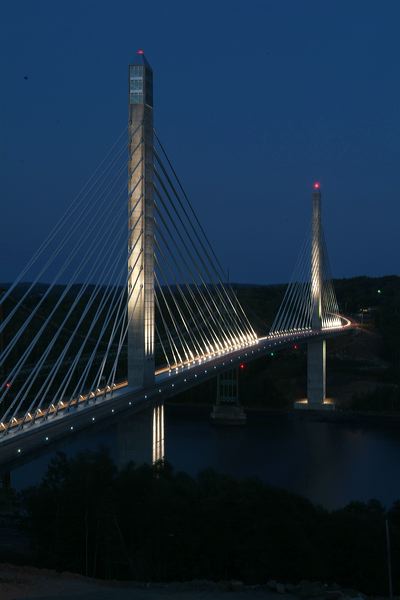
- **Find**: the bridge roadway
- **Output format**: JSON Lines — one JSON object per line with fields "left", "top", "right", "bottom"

{"left": 0, "top": 321, "right": 353, "bottom": 471}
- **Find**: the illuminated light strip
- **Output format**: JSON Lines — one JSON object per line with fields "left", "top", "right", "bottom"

{"left": 1, "top": 379, "right": 129, "bottom": 433}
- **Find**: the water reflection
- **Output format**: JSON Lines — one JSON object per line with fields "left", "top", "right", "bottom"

{"left": 116, "top": 404, "right": 165, "bottom": 468}
{"left": 152, "top": 404, "right": 164, "bottom": 463}
{"left": 11, "top": 404, "right": 165, "bottom": 489}
{"left": 165, "top": 407, "right": 400, "bottom": 509}
{"left": 11, "top": 404, "right": 400, "bottom": 510}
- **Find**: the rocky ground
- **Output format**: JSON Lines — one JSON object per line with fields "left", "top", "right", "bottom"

{"left": 0, "top": 564, "right": 381, "bottom": 600}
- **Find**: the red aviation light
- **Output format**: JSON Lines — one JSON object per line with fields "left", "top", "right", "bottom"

{"left": 137, "top": 49, "right": 144, "bottom": 55}
{"left": 313, "top": 182, "right": 320, "bottom": 190}
{"left": 239, "top": 362, "right": 246, "bottom": 370}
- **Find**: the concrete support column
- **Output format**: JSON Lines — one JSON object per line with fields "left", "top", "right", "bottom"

{"left": 127, "top": 52, "right": 155, "bottom": 389}
{"left": 307, "top": 338, "right": 326, "bottom": 405}
{"left": 217, "top": 368, "right": 239, "bottom": 405}
{"left": 211, "top": 368, "right": 246, "bottom": 425}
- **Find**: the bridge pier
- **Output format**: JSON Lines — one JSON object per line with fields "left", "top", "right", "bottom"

{"left": 294, "top": 337, "right": 333, "bottom": 409}
{"left": 211, "top": 368, "right": 246, "bottom": 425}
{"left": 307, "top": 338, "right": 326, "bottom": 405}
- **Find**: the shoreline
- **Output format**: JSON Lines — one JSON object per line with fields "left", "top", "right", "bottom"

{"left": 166, "top": 400, "right": 400, "bottom": 426}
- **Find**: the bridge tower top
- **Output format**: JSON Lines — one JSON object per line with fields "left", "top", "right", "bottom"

{"left": 129, "top": 50, "right": 153, "bottom": 108}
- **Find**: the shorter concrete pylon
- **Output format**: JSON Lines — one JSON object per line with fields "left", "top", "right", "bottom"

{"left": 294, "top": 183, "right": 334, "bottom": 410}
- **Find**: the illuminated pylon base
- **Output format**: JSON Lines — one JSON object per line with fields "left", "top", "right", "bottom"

{"left": 211, "top": 368, "right": 246, "bottom": 425}
{"left": 294, "top": 398, "right": 335, "bottom": 411}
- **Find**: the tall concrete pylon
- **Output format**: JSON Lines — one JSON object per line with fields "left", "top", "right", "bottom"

{"left": 127, "top": 51, "right": 155, "bottom": 388}
{"left": 307, "top": 182, "right": 326, "bottom": 406}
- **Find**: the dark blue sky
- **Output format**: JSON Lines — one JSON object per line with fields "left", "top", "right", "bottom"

{"left": 1, "top": 0, "right": 399, "bottom": 284}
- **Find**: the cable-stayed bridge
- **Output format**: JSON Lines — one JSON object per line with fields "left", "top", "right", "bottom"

{"left": 0, "top": 52, "right": 353, "bottom": 469}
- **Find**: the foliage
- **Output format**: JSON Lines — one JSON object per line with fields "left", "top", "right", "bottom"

{"left": 20, "top": 450, "right": 397, "bottom": 594}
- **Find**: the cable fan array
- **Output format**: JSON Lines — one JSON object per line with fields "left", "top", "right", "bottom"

{"left": 270, "top": 228, "right": 342, "bottom": 336}
{"left": 153, "top": 132, "right": 257, "bottom": 370}
{"left": 0, "top": 125, "right": 257, "bottom": 434}
{"left": 0, "top": 127, "right": 133, "bottom": 433}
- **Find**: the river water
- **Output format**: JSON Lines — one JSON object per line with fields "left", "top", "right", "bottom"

{"left": 12, "top": 404, "right": 400, "bottom": 510}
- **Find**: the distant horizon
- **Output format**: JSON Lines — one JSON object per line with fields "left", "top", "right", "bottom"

{"left": 1, "top": 272, "right": 399, "bottom": 292}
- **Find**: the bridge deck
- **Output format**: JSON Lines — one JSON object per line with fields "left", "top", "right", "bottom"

{"left": 0, "top": 324, "right": 353, "bottom": 470}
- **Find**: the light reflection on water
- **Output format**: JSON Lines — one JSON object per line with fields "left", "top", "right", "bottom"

{"left": 12, "top": 404, "right": 400, "bottom": 510}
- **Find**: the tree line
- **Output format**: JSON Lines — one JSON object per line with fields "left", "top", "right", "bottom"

{"left": 21, "top": 449, "right": 400, "bottom": 594}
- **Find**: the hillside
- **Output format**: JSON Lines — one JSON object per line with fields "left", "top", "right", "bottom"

{"left": 178, "top": 275, "right": 400, "bottom": 411}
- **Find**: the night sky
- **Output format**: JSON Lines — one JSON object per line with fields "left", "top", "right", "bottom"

{"left": 1, "top": 0, "right": 399, "bottom": 284}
